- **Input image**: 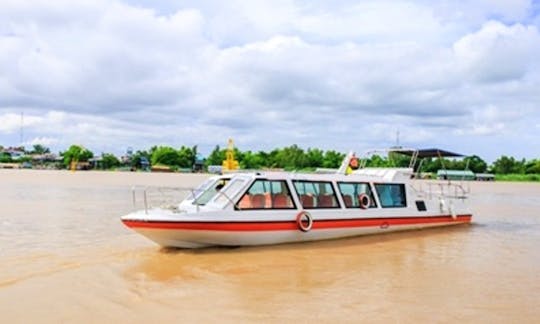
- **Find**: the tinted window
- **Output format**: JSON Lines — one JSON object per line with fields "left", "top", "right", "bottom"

{"left": 337, "top": 182, "right": 377, "bottom": 208}
{"left": 237, "top": 180, "right": 295, "bottom": 210}
{"left": 374, "top": 183, "right": 407, "bottom": 208}
{"left": 293, "top": 180, "right": 339, "bottom": 209}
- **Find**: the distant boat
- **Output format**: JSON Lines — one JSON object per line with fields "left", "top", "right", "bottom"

{"left": 121, "top": 149, "right": 473, "bottom": 248}
{"left": 151, "top": 164, "right": 173, "bottom": 173}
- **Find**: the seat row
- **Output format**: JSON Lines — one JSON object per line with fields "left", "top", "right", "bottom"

{"left": 237, "top": 192, "right": 373, "bottom": 209}
{"left": 238, "top": 193, "right": 343, "bottom": 209}
{"left": 238, "top": 193, "right": 293, "bottom": 209}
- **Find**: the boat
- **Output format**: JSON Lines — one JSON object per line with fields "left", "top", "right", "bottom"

{"left": 121, "top": 148, "right": 473, "bottom": 248}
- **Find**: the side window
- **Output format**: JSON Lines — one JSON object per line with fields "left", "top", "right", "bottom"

{"left": 374, "top": 183, "right": 407, "bottom": 208}
{"left": 293, "top": 180, "right": 340, "bottom": 209}
{"left": 337, "top": 182, "right": 377, "bottom": 208}
{"left": 237, "top": 180, "right": 295, "bottom": 210}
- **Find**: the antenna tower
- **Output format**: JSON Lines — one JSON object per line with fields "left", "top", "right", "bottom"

{"left": 20, "top": 112, "right": 24, "bottom": 147}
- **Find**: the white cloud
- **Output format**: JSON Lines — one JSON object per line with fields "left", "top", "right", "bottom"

{"left": 432, "top": 0, "right": 532, "bottom": 24}
{"left": 453, "top": 21, "right": 540, "bottom": 82}
{"left": 25, "top": 136, "right": 59, "bottom": 146}
{"left": 0, "top": 112, "right": 45, "bottom": 133}
{"left": 0, "top": 0, "right": 539, "bottom": 161}
{"left": 0, "top": 113, "right": 23, "bottom": 133}
{"left": 294, "top": 1, "right": 444, "bottom": 44}
{"left": 454, "top": 104, "right": 528, "bottom": 136}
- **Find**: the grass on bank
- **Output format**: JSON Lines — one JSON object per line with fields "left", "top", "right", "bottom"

{"left": 495, "top": 174, "right": 540, "bottom": 182}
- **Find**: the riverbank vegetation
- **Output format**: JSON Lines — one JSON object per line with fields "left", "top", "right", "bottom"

{"left": 495, "top": 174, "right": 540, "bottom": 182}
{"left": 1, "top": 144, "right": 539, "bottom": 181}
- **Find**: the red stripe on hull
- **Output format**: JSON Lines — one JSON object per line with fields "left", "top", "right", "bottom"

{"left": 122, "top": 215, "right": 472, "bottom": 231}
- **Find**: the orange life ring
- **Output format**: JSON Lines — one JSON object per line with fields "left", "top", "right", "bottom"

{"left": 349, "top": 157, "right": 359, "bottom": 169}
{"left": 358, "top": 193, "right": 370, "bottom": 209}
{"left": 296, "top": 211, "right": 313, "bottom": 232}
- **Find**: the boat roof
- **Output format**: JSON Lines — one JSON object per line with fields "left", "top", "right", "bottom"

{"left": 391, "top": 148, "right": 464, "bottom": 158}
{"left": 226, "top": 167, "right": 413, "bottom": 183}
{"left": 437, "top": 169, "right": 474, "bottom": 176}
{"left": 351, "top": 168, "right": 413, "bottom": 182}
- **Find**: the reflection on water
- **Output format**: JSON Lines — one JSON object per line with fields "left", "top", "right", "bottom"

{"left": 129, "top": 226, "right": 474, "bottom": 283}
{"left": 0, "top": 170, "right": 539, "bottom": 322}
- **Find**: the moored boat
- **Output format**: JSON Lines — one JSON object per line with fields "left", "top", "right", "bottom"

{"left": 121, "top": 149, "right": 473, "bottom": 248}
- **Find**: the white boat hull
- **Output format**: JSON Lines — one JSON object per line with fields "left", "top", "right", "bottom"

{"left": 122, "top": 214, "right": 472, "bottom": 248}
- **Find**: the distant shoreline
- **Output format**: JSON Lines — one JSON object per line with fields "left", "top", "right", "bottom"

{"left": 1, "top": 167, "right": 539, "bottom": 183}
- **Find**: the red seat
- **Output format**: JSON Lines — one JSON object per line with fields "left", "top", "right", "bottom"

{"left": 251, "top": 194, "right": 266, "bottom": 208}
{"left": 342, "top": 195, "right": 353, "bottom": 207}
{"left": 318, "top": 194, "right": 336, "bottom": 207}
{"left": 273, "top": 194, "right": 291, "bottom": 208}
{"left": 300, "top": 195, "right": 314, "bottom": 208}
{"left": 238, "top": 195, "right": 251, "bottom": 209}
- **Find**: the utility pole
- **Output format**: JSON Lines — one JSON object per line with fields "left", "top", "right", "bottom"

{"left": 20, "top": 112, "right": 24, "bottom": 147}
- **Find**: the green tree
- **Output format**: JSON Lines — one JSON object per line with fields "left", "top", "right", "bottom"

{"left": 191, "top": 145, "right": 198, "bottom": 166}
{"left": 275, "top": 145, "right": 307, "bottom": 169}
{"left": 463, "top": 155, "right": 487, "bottom": 173}
{"left": 129, "top": 150, "right": 151, "bottom": 168}
{"left": 445, "top": 158, "right": 466, "bottom": 170}
{"left": 101, "top": 153, "right": 120, "bottom": 169}
{"left": 306, "top": 148, "right": 324, "bottom": 168}
{"left": 0, "top": 152, "right": 12, "bottom": 163}
{"left": 177, "top": 145, "right": 197, "bottom": 168}
{"left": 388, "top": 152, "right": 410, "bottom": 167}
{"left": 30, "top": 144, "right": 50, "bottom": 154}
{"left": 365, "top": 155, "right": 389, "bottom": 168}
{"left": 205, "top": 145, "right": 225, "bottom": 166}
{"left": 61, "top": 145, "right": 93, "bottom": 167}
{"left": 257, "top": 151, "right": 272, "bottom": 167}
{"left": 524, "top": 159, "right": 540, "bottom": 174}
{"left": 151, "top": 146, "right": 181, "bottom": 166}
{"left": 240, "top": 150, "right": 265, "bottom": 169}
{"left": 322, "top": 150, "right": 345, "bottom": 168}
{"left": 266, "top": 149, "right": 280, "bottom": 168}
{"left": 423, "top": 158, "right": 447, "bottom": 173}
{"left": 491, "top": 156, "right": 524, "bottom": 174}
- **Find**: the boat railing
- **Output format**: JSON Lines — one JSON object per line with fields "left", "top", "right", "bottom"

{"left": 410, "top": 180, "right": 470, "bottom": 200}
{"left": 131, "top": 186, "right": 201, "bottom": 214}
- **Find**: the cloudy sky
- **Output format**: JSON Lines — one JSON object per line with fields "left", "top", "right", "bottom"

{"left": 1, "top": 0, "right": 539, "bottom": 161}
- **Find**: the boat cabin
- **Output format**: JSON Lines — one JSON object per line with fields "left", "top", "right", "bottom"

{"left": 188, "top": 171, "right": 410, "bottom": 213}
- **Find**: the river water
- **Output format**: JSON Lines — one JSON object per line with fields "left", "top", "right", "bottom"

{"left": 0, "top": 170, "right": 539, "bottom": 323}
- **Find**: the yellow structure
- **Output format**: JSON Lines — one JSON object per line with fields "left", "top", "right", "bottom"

{"left": 70, "top": 159, "right": 78, "bottom": 172}
{"left": 222, "top": 138, "right": 239, "bottom": 172}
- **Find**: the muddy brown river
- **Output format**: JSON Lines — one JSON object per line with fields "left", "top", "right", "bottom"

{"left": 0, "top": 170, "right": 539, "bottom": 323}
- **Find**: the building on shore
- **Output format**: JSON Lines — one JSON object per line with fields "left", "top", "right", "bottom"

{"left": 437, "top": 170, "right": 476, "bottom": 181}
{"left": 475, "top": 173, "right": 495, "bottom": 181}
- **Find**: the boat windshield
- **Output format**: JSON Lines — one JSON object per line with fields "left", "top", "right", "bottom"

{"left": 211, "top": 177, "right": 248, "bottom": 207}
{"left": 192, "top": 178, "right": 230, "bottom": 206}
